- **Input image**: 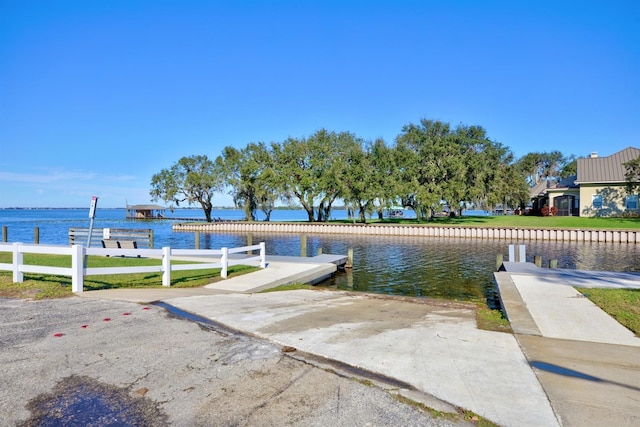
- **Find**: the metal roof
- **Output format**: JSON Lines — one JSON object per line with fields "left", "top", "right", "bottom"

{"left": 529, "top": 180, "right": 551, "bottom": 197}
{"left": 126, "top": 204, "right": 166, "bottom": 210}
{"left": 553, "top": 174, "right": 578, "bottom": 189}
{"left": 575, "top": 147, "right": 640, "bottom": 184}
{"left": 529, "top": 175, "right": 578, "bottom": 198}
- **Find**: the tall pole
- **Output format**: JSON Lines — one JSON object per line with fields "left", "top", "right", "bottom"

{"left": 87, "top": 196, "right": 98, "bottom": 248}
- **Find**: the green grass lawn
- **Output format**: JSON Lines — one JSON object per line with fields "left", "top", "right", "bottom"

{"left": 331, "top": 215, "right": 640, "bottom": 229}
{"left": 0, "top": 253, "right": 258, "bottom": 299}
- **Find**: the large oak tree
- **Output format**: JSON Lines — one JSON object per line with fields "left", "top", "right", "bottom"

{"left": 217, "top": 143, "right": 278, "bottom": 221}
{"left": 150, "top": 155, "right": 223, "bottom": 222}
{"left": 272, "top": 129, "right": 362, "bottom": 222}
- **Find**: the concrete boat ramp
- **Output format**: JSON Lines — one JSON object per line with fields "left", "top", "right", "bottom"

{"left": 84, "top": 255, "right": 640, "bottom": 427}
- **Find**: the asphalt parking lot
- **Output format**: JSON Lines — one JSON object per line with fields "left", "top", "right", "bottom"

{"left": 0, "top": 297, "right": 464, "bottom": 426}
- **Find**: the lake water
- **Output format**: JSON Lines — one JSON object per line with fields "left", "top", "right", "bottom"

{"left": 1, "top": 208, "right": 638, "bottom": 308}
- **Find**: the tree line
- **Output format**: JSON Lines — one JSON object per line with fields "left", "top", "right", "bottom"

{"left": 150, "top": 118, "right": 577, "bottom": 222}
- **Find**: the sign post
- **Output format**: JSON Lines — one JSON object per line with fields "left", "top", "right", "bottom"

{"left": 87, "top": 196, "right": 98, "bottom": 248}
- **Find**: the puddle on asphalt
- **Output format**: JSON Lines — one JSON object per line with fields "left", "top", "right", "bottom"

{"left": 19, "top": 375, "right": 168, "bottom": 427}
{"left": 153, "top": 301, "right": 235, "bottom": 336}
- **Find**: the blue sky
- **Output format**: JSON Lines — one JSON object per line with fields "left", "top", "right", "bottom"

{"left": 1, "top": 0, "right": 638, "bottom": 208}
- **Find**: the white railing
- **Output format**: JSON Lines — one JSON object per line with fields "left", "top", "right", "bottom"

{"left": 0, "top": 242, "right": 266, "bottom": 294}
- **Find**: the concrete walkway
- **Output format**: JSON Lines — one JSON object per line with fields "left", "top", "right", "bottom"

{"left": 83, "top": 257, "right": 640, "bottom": 427}
{"left": 496, "top": 263, "right": 640, "bottom": 426}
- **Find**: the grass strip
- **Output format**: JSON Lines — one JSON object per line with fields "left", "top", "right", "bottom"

{"left": 259, "top": 283, "right": 315, "bottom": 293}
{"left": 475, "top": 304, "right": 512, "bottom": 333}
{"left": 578, "top": 288, "right": 640, "bottom": 336}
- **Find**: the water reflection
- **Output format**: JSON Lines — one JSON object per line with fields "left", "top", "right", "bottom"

{"left": 191, "top": 232, "right": 640, "bottom": 307}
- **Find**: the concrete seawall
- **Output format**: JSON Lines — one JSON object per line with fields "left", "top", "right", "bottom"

{"left": 172, "top": 222, "right": 640, "bottom": 244}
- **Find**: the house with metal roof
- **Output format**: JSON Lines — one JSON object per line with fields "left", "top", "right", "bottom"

{"left": 528, "top": 175, "right": 580, "bottom": 216}
{"left": 546, "top": 174, "right": 580, "bottom": 216}
{"left": 528, "top": 147, "right": 640, "bottom": 217}
{"left": 574, "top": 147, "right": 640, "bottom": 217}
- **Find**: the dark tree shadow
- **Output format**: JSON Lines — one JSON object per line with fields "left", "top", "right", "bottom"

{"left": 582, "top": 187, "right": 625, "bottom": 217}
{"left": 530, "top": 360, "right": 640, "bottom": 393}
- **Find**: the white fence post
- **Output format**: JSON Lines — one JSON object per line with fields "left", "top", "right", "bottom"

{"left": 12, "top": 242, "right": 23, "bottom": 283}
{"left": 162, "top": 247, "right": 171, "bottom": 287}
{"left": 71, "top": 244, "right": 84, "bottom": 293}
{"left": 259, "top": 242, "right": 266, "bottom": 269}
{"left": 221, "top": 247, "right": 228, "bottom": 279}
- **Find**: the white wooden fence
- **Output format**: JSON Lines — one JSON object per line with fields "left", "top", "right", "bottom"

{"left": 0, "top": 242, "right": 266, "bottom": 294}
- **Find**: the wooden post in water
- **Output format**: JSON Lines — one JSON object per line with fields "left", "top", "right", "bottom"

{"left": 534, "top": 255, "right": 542, "bottom": 268}
{"left": 345, "top": 248, "right": 353, "bottom": 268}
{"left": 247, "top": 234, "right": 253, "bottom": 254}
{"left": 496, "top": 253, "right": 503, "bottom": 271}
{"left": 317, "top": 247, "right": 323, "bottom": 255}
{"left": 300, "top": 234, "right": 307, "bottom": 257}
{"left": 149, "top": 229, "right": 154, "bottom": 249}
{"left": 2, "top": 226, "right": 7, "bottom": 242}
{"left": 34, "top": 227, "right": 39, "bottom": 244}
{"left": 194, "top": 231, "right": 200, "bottom": 249}
{"left": 549, "top": 259, "right": 558, "bottom": 268}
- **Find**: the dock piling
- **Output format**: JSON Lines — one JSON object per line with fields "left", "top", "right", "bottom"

{"left": 300, "top": 235, "right": 307, "bottom": 257}
{"left": 345, "top": 248, "right": 353, "bottom": 268}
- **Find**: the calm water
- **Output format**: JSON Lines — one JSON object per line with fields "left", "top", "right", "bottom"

{"left": 1, "top": 208, "right": 638, "bottom": 308}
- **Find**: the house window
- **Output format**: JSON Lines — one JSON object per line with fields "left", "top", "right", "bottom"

{"left": 626, "top": 195, "right": 638, "bottom": 210}
{"left": 592, "top": 194, "right": 603, "bottom": 209}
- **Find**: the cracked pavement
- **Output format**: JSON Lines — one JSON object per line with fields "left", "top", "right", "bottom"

{"left": 0, "top": 297, "right": 464, "bottom": 426}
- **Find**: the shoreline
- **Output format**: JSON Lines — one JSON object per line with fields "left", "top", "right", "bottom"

{"left": 173, "top": 221, "right": 640, "bottom": 244}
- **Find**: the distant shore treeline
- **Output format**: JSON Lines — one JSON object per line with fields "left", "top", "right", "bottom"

{"left": 151, "top": 119, "right": 577, "bottom": 223}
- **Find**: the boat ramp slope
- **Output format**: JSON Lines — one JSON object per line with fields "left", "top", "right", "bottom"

{"left": 83, "top": 255, "right": 640, "bottom": 426}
